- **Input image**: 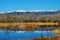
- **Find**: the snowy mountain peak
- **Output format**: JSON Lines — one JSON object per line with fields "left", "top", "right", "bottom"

{"left": 0, "top": 10, "right": 59, "bottom": 13}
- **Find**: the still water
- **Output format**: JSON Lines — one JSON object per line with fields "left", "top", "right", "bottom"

{"left": 0, "top": 31, "right": 57, "bottom": 40}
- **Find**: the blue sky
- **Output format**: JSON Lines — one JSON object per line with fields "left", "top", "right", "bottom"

{"left": 0, "top": 0, "right": 60, "bottom": 12}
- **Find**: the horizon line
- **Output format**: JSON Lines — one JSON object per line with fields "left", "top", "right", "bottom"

{"left": 0, "top": 10, "right": 60, "bottom": 13}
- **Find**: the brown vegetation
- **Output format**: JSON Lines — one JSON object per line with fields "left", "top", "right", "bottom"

{"left": 18, "top": 37, "right": 60, "bottom": 40}
{"left": 0, "top": 13, "right": 60, "bottom": 22}
{"left": 0, "top": 22, "right": 58, "bottom": 31}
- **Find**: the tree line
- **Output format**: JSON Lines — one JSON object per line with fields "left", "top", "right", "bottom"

{"left": 0, "top": 13, "right": 60, "bottom": 22}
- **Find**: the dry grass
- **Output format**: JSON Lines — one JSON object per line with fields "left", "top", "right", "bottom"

{"left": 0, "top": 22, "right": 58, "bottom": 27}
{"left": 0, "top": 22, "right": 59, "bottom": 30}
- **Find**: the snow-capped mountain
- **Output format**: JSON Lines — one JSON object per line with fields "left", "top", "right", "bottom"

{"left": 0, "top": 10, "right": 59, "bottom": 15}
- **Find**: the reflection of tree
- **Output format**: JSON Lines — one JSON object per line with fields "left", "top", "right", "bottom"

{"left": 6, "top": 25, "right": 20, "bottom": 31}
{"left": 12, "top": 25, "right": 20, "bottom": 31}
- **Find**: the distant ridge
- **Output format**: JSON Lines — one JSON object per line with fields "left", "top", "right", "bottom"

{"left": 0, "top": 10, "right": 60, "bottom": 15}
{"left": 0, "top": 10, "right": 58, "bottom": 13}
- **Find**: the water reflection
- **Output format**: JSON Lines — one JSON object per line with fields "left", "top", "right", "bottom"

{"left": 0, "top": 31, "right": 57, "bottom": 40}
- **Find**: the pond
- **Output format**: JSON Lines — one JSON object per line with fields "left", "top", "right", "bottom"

{"left": 0, "top": 31, "right": 57, "bottom": 40}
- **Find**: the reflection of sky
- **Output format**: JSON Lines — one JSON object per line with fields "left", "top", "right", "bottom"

{"left": 0, "top": 31, "right": 57, "bottom": 40}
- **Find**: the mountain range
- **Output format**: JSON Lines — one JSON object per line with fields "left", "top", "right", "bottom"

{"left": 0, "top": 10, "right": 60, "bottom": 22}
